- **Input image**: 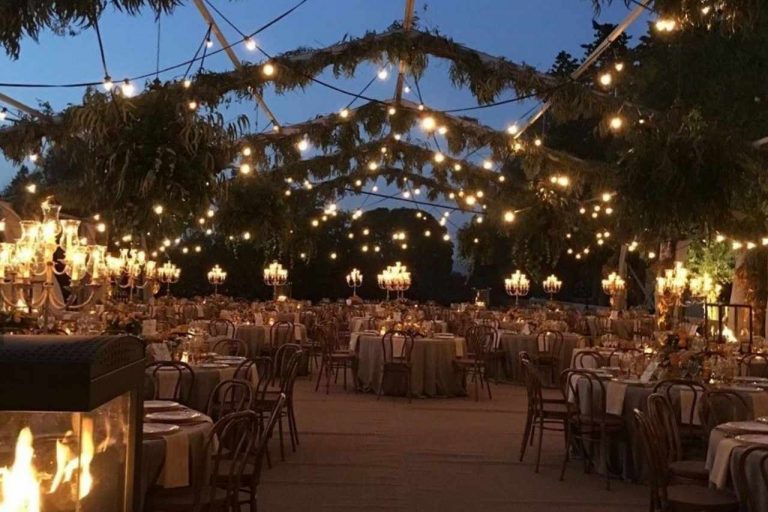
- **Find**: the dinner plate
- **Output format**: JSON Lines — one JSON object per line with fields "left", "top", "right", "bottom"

{"left": 143, "top": 422, "right": 180, "bottom": 437}
{"left": 723, "top": 385, "right": 764, "bottom": 393}
{"left": 614, "top": 378, "right": 644, "bottom": 385}
{"left": 734, "top": 376, "right": 768, "bottom": 383}
{"left": 144, "top": 400, "right": 182, "bottom": 411}
{"left": 722, "top": 421, "right": 768, "bottom": 434}
{"left": 146, "top": 410, "right": 202, "bottom": 423}
{"left": 197, "top": 363, "right": 230, "bottom": 369}
{"left": 214, "top": 356, "right": 246, "bottom": 363}
{"left": 734, "top": 434, "right": 768, "bottom": 446}
{"left": 757, "top": 416, "right": 768, "bottom": 424}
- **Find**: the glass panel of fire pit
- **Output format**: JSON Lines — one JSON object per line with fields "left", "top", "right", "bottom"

{"left": 0, "top": 392, "right": 131, "bottom": 512}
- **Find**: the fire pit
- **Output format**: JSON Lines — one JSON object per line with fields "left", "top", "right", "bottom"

{"left": 0, "top": 335, "right": 144, "bottom": 511}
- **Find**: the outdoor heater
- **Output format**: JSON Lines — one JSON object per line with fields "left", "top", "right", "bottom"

{"left": 0, "top": 335, "right": 145, "bottom": 512}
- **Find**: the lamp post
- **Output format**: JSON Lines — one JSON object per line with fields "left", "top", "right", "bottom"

{"left": 157, "top": 261, "right": 181, "bottom": 296}
{"left": 346, "top": 268, "right": 363, "bottom": 297}
{"left": 542, "top": 274, "right": 563, "bottom": 301}
{"left": 263, "top": 261, "right": 288, "bottom": 300}
{"left": 504, "top": 270, "right": 530, "bottom": 306}
{"left": 207, "top": 264, "right": 227, "bottom": 296}
{"left": 601, "top": 271, "right": 626, "bottom": 310}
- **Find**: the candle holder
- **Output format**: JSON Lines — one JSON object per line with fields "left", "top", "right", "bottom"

{"left": 263, "top": 261, "right": 288, "bottom": 300}
{"left": 157, "top": 261, "right": 181, "bottom": 296}
{"left": 655, "top": 261, "right": 688, "bottom": 329}
{"left": 105, "top": 248, "right": 158, "bottom": 302}
{"left": 377, "top": 262, "right": 411, "bottom": 300}
{"left": 542, "top": 274, "right": 562, "bottom": 301}
{"left": 207, "top": 264, "right": 227, "bottom": 296}
{"left": 601, "top": 271, "right": 626, "bottom": 310}
{"left": 504, "top": 270, "right": 530, "bottom": 305}
{"left": 346, "top": 268, "right": 363, "bottom": 297}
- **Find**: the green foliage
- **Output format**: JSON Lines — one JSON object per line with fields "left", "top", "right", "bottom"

{"left": 686, "top": 239, "right": 735, "bottom": 284}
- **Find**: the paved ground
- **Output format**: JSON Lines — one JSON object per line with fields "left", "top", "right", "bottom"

{"left": 259, "top": 380, "right": 648, "bottom": 511}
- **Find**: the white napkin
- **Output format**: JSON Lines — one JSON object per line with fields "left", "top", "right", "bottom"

{"left": 159, "top": 431, "right": 191, "bottom": 488}
{"left": 605, "top": 381, "right": 627, "bottom": 415}
{"left": 751, "top": 393, "right": 768, "bottom": 417}
{"left": 709, "top": 437, "right": 741, "bottom": 489}
{"left": 679, "top": 388, "right": 702, "bottom": 426}
{"left": 349, "top": 332, "right": 361, "bottom": 351}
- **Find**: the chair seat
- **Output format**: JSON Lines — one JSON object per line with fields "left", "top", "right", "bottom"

{"left": 329, "top": 351, "right": 356, "bottom": 360}
{"left": 383, "top": 361, "right": 410, "bottom": 371}
{"left": 666, "top": 484, "right": 739, "bottom": 511}
{"left": 533, "top": 354, "right": 557, "bottom": 364}
{"left": 540, "top": 401, "right": 576, "bottom": 419}
{"left": 454, "top": 357, "right": 482, "bottom": 366}
{"left": 146, "top": 485, "right": 230, "bottom": 511}
{"left": 576, "top": 413, "right": 625, "bottom": 429}
{"left": 669, "top": 459, "right": 709, "bottom": 482}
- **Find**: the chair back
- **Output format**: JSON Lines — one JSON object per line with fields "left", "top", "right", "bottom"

{"left": 270, "top": 321, "right": 295, "bottom": 348}
{"left": 248, "top": 394, "right": 287, "bottom": 492}
{"left": 734, "top": 445, "right": 768, "bottom": 512}
{"left": 739, "top": 353, "right": 768, "bottom": 378}
{"left": 633, "top": 409, "right": 671, "bottom": 506}
{"left": 646, "top": 393, "right": 683, "bottom": 462}
{"left": 465, "top": 325, "right": 495, "bottom": 360}
{"left": 573, "top": 350, "right": 605, "bottom": 370}
{"left": 181, "top": 304, "right": 199, "bottom": 321}
{"left": 563, "top": 369, "right": 610, "bottom": 428}
{"left": 273, "top": 343, "right": 301, "bottom": 383}
{"left": 381, "top": 330, "right": 415, "bottom": 363}
{"left": 146, "top": 361, "right": 195, "bottom": 406}
{"left": 195, "top": 410, "right": 259, "bottom": 510}
{"left": 536, "top": 330, "right": 563, "bottom": 358}
{"left": 700, "top": 389, "right": 752, "bottom": 439}
{"left": 211, "top": 337, "right": 248, "bottom": 357}
{"left": 652, "top": 379, "right": 707, "bottom": 428}
{"left": 209, "top": 319, "right": 235, "bottom": 337}
{"left": 206, "top": 379, "right": 253, "bottom": 422}
{"left": 521, "top": 358, "right": 546, "bottom": 417}
{"left": 476, "top": 317, "right": 500, "bottom": 329}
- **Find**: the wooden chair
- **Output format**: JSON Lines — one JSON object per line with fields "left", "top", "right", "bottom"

{"left": 653, "top": 379, "right": 707, "bottom": 444}
{"left": 633, "top": 408, "right": 738, "bottom": 512}
{"left": 379, "top": 330, "right": 415, "bottom": 403}
{"left": 146, "top": 410, "right": 260, "bottom": 512}
{"left": 315, "top": 323, "right": 357, "bottom": 394}
{"left": 646, "top": 393, "right": 708, "bottom": 483}
{"left": 700, "top": 390, "right": 752, "bottom": 441}
{"left": 738, "top": 353, "right": 768, "bottom": 378}
{"left": 519, "top": 359, "right": 573, "bottom": 472}
{"left": 255, "top": 349, "right": 303, "bottom": 461}
{"left": 454, "top": 325, "right": 494, "bottom": 401}
{"left": 211, "top": 337, "right": 248, "bottom": 357}
{"left": 209, "top": 318, "right": 235, "bottom": 337}
{"left": 205, "top": 379, "right": 253, "bottom": 423}
{"left": 561, "top": 369, "right": 626, "bottom": 490}
{"left": 572, "top": 349, "right": 605, "bottom": 370}
{"left": 532, "top": 331, "right": 563, "bottom": 386}
{"left": 145, "top": 361, "right": 195, "bottom": 407}
{"left": 269, "top": 321, "right": 295, "bottom": 354}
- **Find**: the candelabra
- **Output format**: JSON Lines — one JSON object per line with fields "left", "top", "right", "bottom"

{"left": 157, "top": 261, "right": 181, "bottom": 296}
{"left": 263, "top": 261, "right": 288, "bottom": 300}
{"left": 504, "top": 270, "right": 530, "bottom": 305}
{"left": 0, "top": 197, "right": 108, "bottom": 328}
{"left": 346, "top": 268, "right": 363, "bottom": 297}
{"left": 601, "top": 271, "right": 626, "bottom": 310}
{"left": 105, "top": 248, "right": 158, "bottom": 302}
{"left": 542, "top": 274, "right": 563, "bottom": 300}
{"left": 207, "top": 264, "right": 227, "bottom": 296}
{"left": 689, "top": 272, "right": 716, "bottom": 303}
{"left": 377, "top": 262, "right": 411, "bottom": 300}
{"left": 656, "top": 261, "right": 688, "bottom": 329}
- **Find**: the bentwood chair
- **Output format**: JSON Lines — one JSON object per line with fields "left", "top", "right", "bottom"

{"left": 146, "top": 361, "right": 196, "bottom": 407}
{"left": 255, "top": 349, "right": 303, "bottom": 461}
{"left": 205, "top": 379, "right": 254, "bottom": 423}
{"left": 700, "top": 390, "right": 752, "bottom": 441}
{"left": 572, "top": 349, "right": 605, "bottom": 370}
{"left": 633, "top": 409, "right": 739, "bottom": 512}
{"left": 646, "top": 393, "right": 709, "bottom": 483}
{"left": 315, "top": 323, "right": 357, "bottom": 394}
{"left": 533, "top": 331, "right": 563, "bottom": 386}
{"left": 211, "top": 337, "right": 249, "bottom": 357}
{"left": 269, "top": 321, "right": 295, "bottom": 354}
{"left": 146, "top": 410, "right": 260, "bottom": 512}
{"left": 653, "top": 379, "right": 708, "bottom": 445}
{"left": 519, "top": 358, "right": 573, "bottom": 473}
{"left": 454, "top": 325, "right": 494, "bottom": 401}
{"left": 379, "top": 330, "right": 415, "bottom": 402}
{"left": 209, "top": 318, "right": 236, "bottom": 338}
{"left": 561, "top": 369, "right": 626, "bottom": 490}
{"left": 738, "top": 353, "right": 768, "bottom": 378}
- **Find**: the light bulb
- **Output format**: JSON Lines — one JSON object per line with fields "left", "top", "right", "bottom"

{"left": 153, "top": 204, "right": 163, "bottom": 215}
{"left": 188, "top": 100, "right": 198, "bottom": 110}
{"left": 599, "top": 72, "right": 613, "bottom": 87}
{"left": 609, "top": 116, "right": 624, "bottom": 130}
{"left": 102, "top": 76, "right": 114, "bottom": 91}
{"left": 433, "top": 152, "right": 445, "bottom": 163}
{"left": 242, "top": 146, "right": 252, "bottom": 156}
{"left": 297, "top": 139, "right": 309, "bottom": 152}
{"left": 183, "top": 79, "right": 192, "bottom": 88}
{"left": 507, "top": 124, "right": 519, "bottom": 135}
{"left": 339, "top": 108, "right": 349, "bottom": 118}
{"left": 388, "top": 107, "right": 396, "bottom": 115}
{"left": 262, "top": 63, "right": 275, "bottom": 76}
{"left": 0, "top": 108, "right": 7, "bottom": 120}
{"left": 453, "top": 163, "right": 462, "bottom": 171}
{"left": 421, "top": 116, "right": 436, "bottom": 131}
{"left": 240, "top": 163, "right": 252, "bottom": 175}
{"left": 206, "top": 38, "right": 213, "bottom": 48}
{"left": 121, "top": 79, "right": 135, "bottom": 97}
{"left": 377, "top": 69, "right": 388, "bottom": 80}
{"left": 504, "top": 211, "right": 515, "bottom": 223}
{"left": 438, "top": 126, "right": 448, "bottom": 135}
{"left": 245, "top": 37, "right": 257, "bottom": 50}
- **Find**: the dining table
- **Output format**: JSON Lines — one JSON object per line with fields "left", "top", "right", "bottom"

{"left": 140, "top": 404, "right": 213, "bottom": 511}
{"left": 150, "top": 361, "right": 251, "bottom": 412}
{"left": 352, "top": 332, "right": 466, "bottom": 397}
{"left": 233, "top": 323, "right": 307, "bottom": 356}
{"left": 500, "top": 331, "right": 587, "bottom": 382}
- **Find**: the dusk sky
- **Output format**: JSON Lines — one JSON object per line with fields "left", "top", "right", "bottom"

{"left": 0, "top": 0, "right": 648, "bottom": 225}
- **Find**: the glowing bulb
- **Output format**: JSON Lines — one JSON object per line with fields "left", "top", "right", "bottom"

{"left": 311, "top": 219, "right": 319, "bottom": 227}
{"left": 242, "top": 146, "right": 252, "bottom": 156}
{"left": 453, "top": 163, "right": 462, "bottom": 171}
{"left": 648, "top": 251, "right": 656, "bottom": 259}
{"left": 438, "top": 126, "right": 448, "bottom": 135}
{"left": 503, "top": 211, "right": 515, "bottom": 223}
{"left": 609, "top": 116, "right": 624, "bottom": 131}
{"left": 245, "top": 37, "right": 257, "bottom": 50}
{"left": 96, "top": 222, "right": 106, "bottom": 233}
{"left": 507, "top": 124, "right": 519, "bottom": 135}
{"left": 28, "top": 153, "right": 38, "bottom": 163}
{"left": 465, "top": 195, "right": 477, "bottom": 206}
{"left": 297, "top": 139, "right": 309, "bottom": 152}
{"left": 655, "top": 18, "right": 677, "bottom": 32}
{"left": 121, "top": 79, "right": 135, "bottom": 97}
{"left": 614, "top": 62, "right": 625, "bottom": 72}
{"left": 368, "top": 161, "right": 379, "bottom": 171}
{"left": 188, "top": 100, "right": 198, "bottom": 110}
{"left": 377, "top": 69, "right": 388, "bottom": 80}
{"left": 206, "top": 38, "right": 213, "bottom": 48}
{"left": 602, "top": 192, "right": 612, "bottom": 202}
{"left": 25, "top": 183, "right": 37, "bottom": 194}
{"left": 339, "top": 108, "right": 349, "bottom": 118}
{"left": 102, "top": 76, "right": 114, "bottom": 91}
{"left": 599, "top": 72, "right": 613, "bottom": 87}
{"left": 443, "top": 234, "right": 450, "bottom": 241}
{"left": 240, "top": 163, "right": 252, "bottom": 175}
{"left": 534, "top": 138, "right": 542, "bottom": 147}
{"left": 0, "top": 108, "right": 7, "bottom": 120}
{"left": 330, "top": 252, "right": 337, "bottom": 259}
{"left": 183, "top": 79, "right": 192, "bottom": 88}
{"left": 388, "top": 107, "right": 396, "bottom": 115}
{"left": 153, "top": 204, "right": 164, "bottom": 215}
{"left": 262, "top": 63, "right": 275, "bottom": 76}
{"left": 243, "top": 231, "right": 251, "bottom": 240}
{"left": 482, "top": 160, "right": 493, "bottom": 170}
{"left": 433, "top": 152, "right": 445, "bottom": 163}
{"left": 421, "top": 116, "right": 437, "bottom": 131}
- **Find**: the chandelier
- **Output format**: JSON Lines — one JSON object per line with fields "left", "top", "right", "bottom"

{"left": 504, "top": 270, "right": 529, "bottom": 305}
{"left": 601, "top": 271, "right": 626, "bottom": 310}
{"left": 105, "top": 248, "right": 158, "bottom": 302}
{"left": 157, "top": 261, "right": 181, "bottom": 296}
{"left": 207, "top": 264, "right": 227, "bottom": 296}
{"left": 263, "top": 261, "right": 288, "bottom": 300}
{"left": 656, "top": 261, "right": 688, "bottom": 297}
{"left": 377, "top": 262, "right": 411, "bottom": 300}
{"left": 0, "top": 197, "right": 107, "bottom": 324}
{"left": 689, "top": 272, "right": 717, "bottom": 302}
{"left": 542, "top": 274, "right": 562, "bottom": 300}
{"left": 346, "top": 268, "right": 363, "bottom": 297}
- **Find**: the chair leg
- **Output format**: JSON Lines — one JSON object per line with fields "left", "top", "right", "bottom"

{"left": 290, "top": 403, "right": 300, "bottom": 446}
{"left": 559, "top": 418, "right": 570, "bottom": 481}
{"left": 601, "top": 430, "right": 611, "bottom": 490}
{"left": 343, "top": 364, "right": 348, "bottom": 391}
{"left": 314, "top": 360, "right": 325, "bottom": 392}
{"left": 519, "top": 408, "right": 533, "bottom": 462}
{"left": 535, "top": 417, "right": 544, "bottom": 473}
{"left": 278, "top": 415, "right": 286, "bottom": 461}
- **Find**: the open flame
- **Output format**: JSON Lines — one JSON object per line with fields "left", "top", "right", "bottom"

{"left": 721, "top": 325, "right": 738, "bottom": 343}
{"left": 0, "top": 419, "right": 97, "bottom": 512}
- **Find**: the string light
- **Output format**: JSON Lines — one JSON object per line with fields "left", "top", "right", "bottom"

{"left": 153, "top": 204, "right": 164, "bottom": 215}
{"left": 183, "top": 79, "right": 192, "bottom": 88}
{"left": 655, "top": 19, "right": 677, "bottom": 32}
{"left": 25, "top": 183, "right": 37, "bottom": 194}
{"left": 243, "top": 231, "right": 251, "bottom": 240}
{"left": 121, "top": 79, "right": 135, "bottom": 97}
{"left": 377, "top": 69, "right": 389, "bottom": 80}
{"left": 387, "top": 107, "right": 396, "bottom": 115}
{"left": 339, "top": 108, "right": 350, "bottom": 118}
{"left": 598, "top": 72, "right": 613, "bottom": 87}
{"left": 482, "top": 160, "right": 493, "bottom": 170}
{"left": 242, "top": 146, "right": 252, "bottom": 156}
{"left": 420, "top": 116, "right": 437, "bottom": 131}
{"left": 601, "top": 192, "right": 612, "bottom": 202}
{"left": 507, "top": 124, "right": 519, "bottom": 135}
{"left": 0, "top": 108, "right": 7, "bottom": 121}
{"left": 262, "top": 63, "right": 275, "bottom": 76}
{"left": 438, "top": 126, "right": 448, "bottom": 135}
{"left": 244, "top": 37, "right": 257, "bottom": 50}
{"left": 102, "top": 76, "right": 114, "bottom": 91}
{"left": 239, "top": 163, "right": 252, "bottom": 175}
{"left": 188, "top": 100, "right": 198, "bottom": 111}
{"left": 614, "top": 62, "right": 625, "bottom": 72}
{"left": 433, "top": 152, "right": 445, "bottom": 163}
{"left": 609, "top": 115, "right": 624, "bottom": 131}
{"left": 503, "top": 211, "right": 515, "bottom": 223}
{"left": 206, "top": 37, "right": 213, "bottom": 48}
{"left": 453, "top": 163, "right": 462, "bottom": 171}
{"left": 297, "top": 138, "right": 309, "bottom": 152}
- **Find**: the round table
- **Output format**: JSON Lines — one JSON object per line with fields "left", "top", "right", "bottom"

{"left": 500, "top": 332, "right": 587, "bottom": 382}
{"left": 234, "top": 323, "right": 307, "bottom": 356}
{"left": 706, "top": 424, "right": 768, "bottom": 511}
{"left": 149, "top": 365, "right": 238, "bottom": 412}
{"left": 354, "top": 334, "right": 465, "bottom": 397}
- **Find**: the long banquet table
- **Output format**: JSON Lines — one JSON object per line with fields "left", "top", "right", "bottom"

{"left": 353, "top": 333, "right": 466, "bottom": 397}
